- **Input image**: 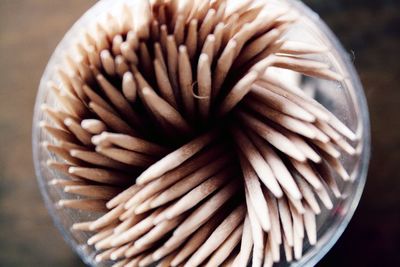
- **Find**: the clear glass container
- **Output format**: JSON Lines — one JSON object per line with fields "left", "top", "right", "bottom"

{"left": 32, "top": 0, "right": 370, "bottom": 266}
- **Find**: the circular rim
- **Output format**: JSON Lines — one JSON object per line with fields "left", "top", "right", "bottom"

{"left": 32, "top": 0, "right": 371, "bottom": 266}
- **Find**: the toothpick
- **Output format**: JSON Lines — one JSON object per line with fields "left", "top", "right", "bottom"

{"left": 120, "top": 42, "right": 138, "bottom": 64}
{"left": 94, "top": 132, "right": 168, "bottom": 156}
{"left": 185, "top": 19, "right": 198, "bottom": 60}
{"left": 40, "top": 121, "right": 77, "bottom": 144}
{"left": 49, "top": 178, "right": 87, "bottom": 187}
{"left": 46, "top": 159, "right": 81, "bottom": 177}
{"left": 115, "top": 55, "right": 129, "bottom": 76}
{"left": 328, "top": 114, "right": 357, "bottom": 141}
{"left": 289, "top": 159, "right": 323, "bottom": 190}
{"left": 172, "top": 180, "right": 239, "bottom": 238}
{"left": 141, "top": 87, "right": 192, "bottom": 134}
{"left": 295, "top": 175, "right": 321, "bottom": 214}
{"left": 236, "top": 5, "right": 264, "bottom": 27}
{"left": 258, "top": 75, "right": 331, "bottom": 122}
{"left": 138, "top": 253, "right": 156, "bottom": 266}
{"left": 57, "top": 199, "right": 108, "bottom": 212}
{"left": 89, "top": 102, "right": 137, "bottom": 136}
{"left": 154, "top": 42, "right": 167, "bottom": 71}
{"left": 197, "top": 53, "right": 212, "bottom": 120}
{"left": 320, "top": 151, "right": 350, "bottom": 181}
{"left": 90, "top": 204, "right": 125, "bottom": 230}
{"left": 136, "top": 130, "right": 218, "bottom": 184}
{"left": 315, "top": 160, "right": 342, "bottom": 198}
{"left": 41, "top": 104, "right": 72, "bottom": 130}
{"left": 163, "top": 168, "right": 232, "bottom": 219}
{"left": 151, "top": 156, "right": 231, "bottom": 209}
{"left": 114, "top": 213, "right": 147, "bottom": 235}
{"left": 68, "top": 166, "right": 131, "bottom": 185}
{"left": 112, "top": 35, "right": 123, "bottom": 55}
{"left": 334, "top": 138, "right": 356, "bottom": 155}
{"left": 303, "top": 204, "right": 317, "bottom": 245}
{"left": 87, "top": 226, "right": 114, "bottom": 245}
{"left": 64, "top": 185, "right": 120, "bottom": 199}
{"left": 185, "top": 204, "right": 245, "bottom": 266}
{"left": 236, "top": 26, "right": 284, "bottom": 66}
{"left": 124, "top": 255, "right": 144, "bottom": 267}
{"left": 245, "top": 187, "right": 264, "bottom": 267}
{"left": 278, "top": 40, "right": 328, "bottom": 55}
{"left": 277, "top": 197, "right": 294, "bottom": 247}
{"left": 100, "top": 50, "right": 116, "bottom": 76}
{"left": 107, "top": 183, "right": 142, "bottom": 209}
{"left": 43, "top": 142, "right": 83, "bottom": 166}
{"left": 156, "top": 250, "right": 179, "bottom": 267}
{"left": 95, "top": 145, "right": 155, "bottom": 167}
{"left": 134, "top": 193, "right": 160, "bottom": 214}
{"left": 71, "top": 221, "right": 94, "bottom": 232}
{"left": 110, "top": 243, "right": 131, "bottom": 261}
{"left": 312, "top": 139, "right": 341, "bottom": 158}
{"left": 178, "top": 45, "right": 195, "bottom": 117}
{"left": 138, "top": 42, "right": 154, "bottom": 77}
{"left": 205, "top": 223, "right": 243, "bottom": 267}
{"left": 111, "top": 208, "right": 163, "bottom": 247}
{"left": 238, "top": 154, "right": 271, "bottom": 231}
{"left": 126, "top": 30, "right": 139, "bottom": 50}
{"left": 174, "top": 15, "right": 185, "bottom": 45}
{"left": 250, "top": 83, "right": 316, "bottom": 122}
{"left": 284, "top": 131, "right": 322, "bottom": 163}
{"left": 313, "top": 181, "right": 333, "bottom": 209}
{"left": 264, "top": 190, "right": 282, "bottom": 245}
{"left": 237, "top": 111, "right": 306, "bottom": 162}
{"left": 193, "top": 0, "right": 210, "bottom": 21}
{"left": 154, "top": 58, "right": 179, "bottom": 109}
{"left": 199, "top": 9, "right": 217, "bottom": 47}
{"left": 233, "top": 127, "right": 283, "bottom": 198}
{"left": 166, "top": 35, "right": 180, "bottom": 94}
{"left": 221, "top": 13, "right": 239, "bottom": 47}
{"left": 151, "top": 20, "right": 160, "bottom": 42}
{"left": 289, "top": 202, "right": 304, "bottom": 240}
{"left": 293, "top": 225, "right": 303, "bottom": 260}
{"left": 134, "top": 0, "right": 151, "bottom": 40}
{"left": 212, "top": 22, "right": 225, "bottom": 55}
{"left": 125, "top": 144, "right": 225, "bottom": 208}
{"left": 213, "top": 39, "right": 237, "bottom": 97}
{"left": 49, "top": 82, "right": 87, "bottom": 118}
{"left": 244, "top": 97, "right": 317, "bottom": 139}
{"left": 249, "top": 132, "right": 302, "bottom": 200}
{"left": 170, "top": 214, "right": 221, "bottom": 266}
{"left": 201, "top": 34, "right": 215, "bottom": 61}
{"left": 111, "top": 258, "right": 130, "bottom": 267}
{"left": 64, "top": 118, "right": 92, "bottom": 146}
{"left": 69, "top": 74, "right": 87, "bottom": 102}
{"left": 86, "top": 45, "right": 101, "bottom": 68}
{"left": 81, "top": 84, "right": 116, "bottom": 114}
{"left": 134, "top": 215, "right": 184, "bottom": 248}
{"left": 95, "top": 247, "right": 117, "bottom": 262}
{"left": 218, "top": 70, "right": 259, "bottom": 116}
{"left": 265, "top": 233, "right": 280, "bottom": 263}
{"left": 125, "top": 241, "right": 154, "bottom": 258}
{"left": 234, "top": 215, "right": 253, "bottom": 267}
{"left": 81, "top": 119, "right": 107, "bottom": 134}
{"left": 152, "top": 234, "right": 182, "bottom": 262}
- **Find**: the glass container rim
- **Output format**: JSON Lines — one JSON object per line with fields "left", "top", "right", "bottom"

{"left": 32, "top": 0, "right": 371, "bottom": 266}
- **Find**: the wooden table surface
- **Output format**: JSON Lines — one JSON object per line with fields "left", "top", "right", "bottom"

{"left": 0, "top": 1, "right": 398, "bottom": 266}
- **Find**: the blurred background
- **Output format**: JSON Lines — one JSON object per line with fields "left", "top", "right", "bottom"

{"left": 0, "top": 0, "right": 398, "bottom": 266}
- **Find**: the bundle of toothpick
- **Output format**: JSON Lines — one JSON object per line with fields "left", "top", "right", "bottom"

{"left": 40, "top": 0, "right": 360, "bottom": 266}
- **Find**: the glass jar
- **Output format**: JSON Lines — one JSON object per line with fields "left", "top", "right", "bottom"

{"left": 32, "top": 0, "right": 370, "bottom": 266}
